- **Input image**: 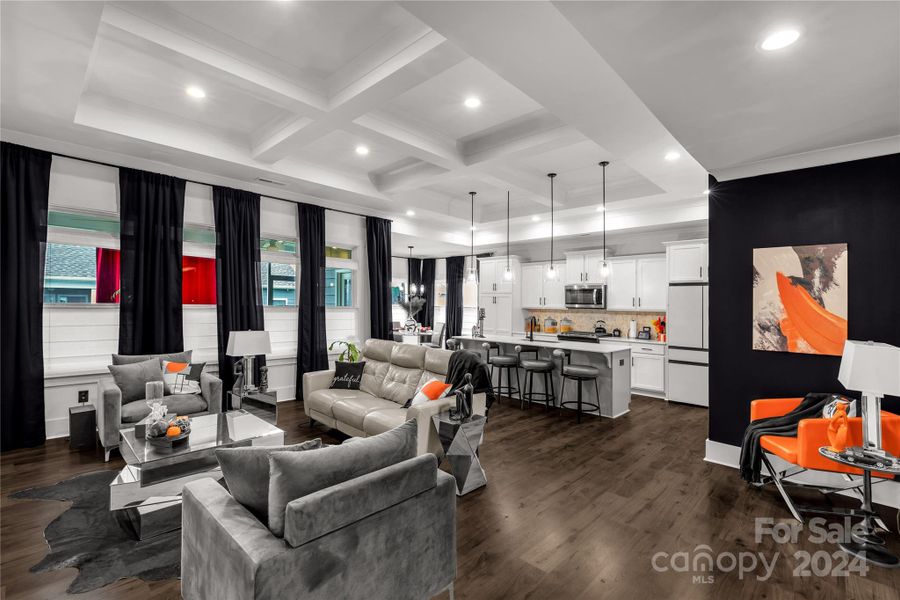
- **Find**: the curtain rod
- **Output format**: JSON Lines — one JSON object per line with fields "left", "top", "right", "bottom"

{"left": 47, "top": 149, "right": 390, "bottom": 222}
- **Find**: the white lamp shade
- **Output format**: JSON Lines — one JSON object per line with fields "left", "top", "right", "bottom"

{"left": 226, "top": 330, "right": 272, "bottom": 356}
{"left": 838, "top": 340, "right": 900, "bottom": 396}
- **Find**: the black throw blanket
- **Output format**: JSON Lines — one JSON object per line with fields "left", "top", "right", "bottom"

{"left": 446, "top": 350, "right": 497, "bottom": 413}
{"left": 739, "top": 392, "right": 835, "bottom": 484}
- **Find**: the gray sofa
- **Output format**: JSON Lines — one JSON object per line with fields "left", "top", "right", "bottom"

{"left": 97, "top": 351, "right": 222, "bottom": 461}
{"left": 303, "top": 339, "right": 486, "bottom": 456}
{"left": 181, "top": 448, "right": 457, "bottom": 600}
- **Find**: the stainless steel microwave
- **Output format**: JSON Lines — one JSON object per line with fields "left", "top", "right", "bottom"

{"left": 565, "top": 284, "right": 606, "bottom": 309}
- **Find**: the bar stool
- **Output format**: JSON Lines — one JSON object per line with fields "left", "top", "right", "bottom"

{"left": 515, "top": 345, "right": 556, "bottom": 410}
{"left": 481, "top": 342, "right": 537, "bottom": 404}
{"left": 553, "top": 349, "right": 601, "bottom": 424}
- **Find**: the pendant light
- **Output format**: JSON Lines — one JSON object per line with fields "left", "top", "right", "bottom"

{"left": 503, "top": 190, "right": 514, "bottom": 281}
{"left": 467, "top": 191, "right": 478, "bottom": 281}
{"left": 599, "top": 161, "right": 610, "bottom": 279}
{"left": 407, "top": 245, "right": 423, "bottom": 295}
{"left": 546, "top": 173, "right": 558, "bottom": 280}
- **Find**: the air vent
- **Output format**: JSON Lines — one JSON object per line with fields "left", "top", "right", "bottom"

{"left": 256, "top": 177, "right": 287, "bottom": 186}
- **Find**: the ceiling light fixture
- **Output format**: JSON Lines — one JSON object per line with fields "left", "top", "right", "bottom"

{"left": 546, "top": 173, "right": 558, "bottom": 281}
{"left": 760, "top": 29, "right": 801, "bottom": 51}
{"left": 703, "top": 189, "right": 710, "bottom": 195}
{"left": 599, "top": 161, "right": 610, "bottom": 279}
{"left": 531, "top": 215, "right": 540, "bottom": 222}
{"left": 355, "top": 145, "right": 369, "bottom": 156}
{"left": 596, "top": 205, "right": 606, "bottom": 212}
{"left": 467, "top": 192, "right": 478, "bottom": 282}
{"left": 464, "top": 97, "right": 482, "bottom": 109}
{"left": 185, "top": 85, "right": 206, "bottom": 99}
{"left": 503, "top": 191, "right": 514, "bottom": 281}
{"left": 406, "top": 209, "right": 415, "bottom": 216}
{"left": 664, "top": 151, "right": 681, "bottom": 161}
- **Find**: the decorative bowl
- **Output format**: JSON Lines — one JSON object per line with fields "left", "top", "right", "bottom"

{"left": 147, "top": 429, "right": 191, "bottom": 449}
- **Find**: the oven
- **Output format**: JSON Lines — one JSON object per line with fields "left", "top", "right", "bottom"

{"left": 564, "top": 284, "right": 606, "bottom": 309}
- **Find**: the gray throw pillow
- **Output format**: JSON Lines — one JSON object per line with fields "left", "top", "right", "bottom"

{"left": 267, "top": 420, "right": 417, "bottom": 537}
{"left": 107, "top": 358, "right": 166, "bottom": 404}
{"left": 112, "top": 350, "right": 193, "bottom": 367}
{"left": 216, "top": 439, "right": 322, "bottom": 524}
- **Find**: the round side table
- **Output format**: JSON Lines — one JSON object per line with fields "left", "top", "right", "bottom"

{"left": 818, "top": 446, "right": 900, "bottom": 568}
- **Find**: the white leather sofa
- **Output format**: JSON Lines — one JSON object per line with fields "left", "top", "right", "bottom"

{"left": 303, "top": 339, "right": 486, "bottom": 456}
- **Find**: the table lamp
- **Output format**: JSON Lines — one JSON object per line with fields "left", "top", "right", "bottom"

{"left": 838, "top": 340, "right": 900, "bottom": 463}
{"left": 226, "top": 330, "right": 272, "bottom": 394}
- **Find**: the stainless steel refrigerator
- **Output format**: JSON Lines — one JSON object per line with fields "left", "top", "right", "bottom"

{"left": 666, "top": 283, "right": 709, "bottom": 407}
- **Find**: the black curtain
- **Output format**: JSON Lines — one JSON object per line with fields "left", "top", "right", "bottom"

{"left": 1, "top": 143, "right": 51, "bottom": 451}
{"left": 118, "top": 168, "right": 185, "bottom": 355}
{"left": 296, "top": 203, "right": 328, "bottom": 400}
{"left": 366, "top": 216, "right": 393, "bottom": 340}
{"left": 420, "top": 258, "right": 436, "bottom": 328}
{"left": 214, "top": 186, "right": 265, "bottom": 406}
{"left": 445, "top": 255, "right": 466, "bottom": 339}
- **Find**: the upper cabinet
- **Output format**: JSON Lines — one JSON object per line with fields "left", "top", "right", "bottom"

{"left": 478, "top": 256, "right": 517, "bottom": 294}
{"left": 521, "top": 262, "right": 566, "bottom": 309}
{"left": 606, "top": 255, "right": 667, "bottom": 311}
{"left": 665, "top": 240, "right": 708, "bottom": 283}
{"left": 565, "top": 251, "right": 608, "bottom": 284}
{"left": 477, "top": 256, "right": 521, "bottom": 336}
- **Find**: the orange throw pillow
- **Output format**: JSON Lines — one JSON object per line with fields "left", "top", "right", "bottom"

{"left": 409, "top": 379, "right": 452, "bottom": 406}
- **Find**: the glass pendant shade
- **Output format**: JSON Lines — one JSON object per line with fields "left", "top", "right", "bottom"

{"left": 503, "top": 266, "right": 514, "bottom": 281}
{"left": 600, "top": 261, "right": 610, "bottom": 278}
{"left": 467, "top": 268, "right": 478, "bottom": 282}
{"left": 546, "top": 264, "right": 558, "bottom": 280}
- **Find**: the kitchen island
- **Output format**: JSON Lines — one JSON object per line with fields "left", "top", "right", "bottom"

{"left": 452, "top": 334, "right": 632, "bottom": 418}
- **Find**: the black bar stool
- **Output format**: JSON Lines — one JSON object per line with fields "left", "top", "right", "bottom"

{"left": 515, "top": 345, "right": 556, "bottom": 410}
{"left": 553, "top": 349, "right": 601, "bottom": 424}
{"left": 481, "top": 342, "right": 537, "bottom": 404}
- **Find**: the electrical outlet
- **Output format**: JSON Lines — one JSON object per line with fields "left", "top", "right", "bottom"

{"left": 78, "top": 390, "right": 89, "bottom": 404}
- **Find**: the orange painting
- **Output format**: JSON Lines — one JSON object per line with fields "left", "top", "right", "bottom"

{"left": 752, "top": 244, "right": 848, "bottom": 356}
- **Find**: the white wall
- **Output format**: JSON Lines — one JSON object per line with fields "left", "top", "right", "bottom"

{"left": 41, "top": 157, "right": 369, "bottom": 439}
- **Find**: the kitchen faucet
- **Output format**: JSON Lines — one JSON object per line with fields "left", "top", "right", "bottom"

{"left": 528, "top": 316, "right": 537, "bottom": 342}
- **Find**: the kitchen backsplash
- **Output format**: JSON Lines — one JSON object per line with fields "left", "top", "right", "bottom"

{"left": 522, "top": 309, "right": 665, "bottom": 340}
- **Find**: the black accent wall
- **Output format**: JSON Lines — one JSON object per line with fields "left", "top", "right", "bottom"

{"left": 709, "top": 153, "right": 900, "bottom": 446}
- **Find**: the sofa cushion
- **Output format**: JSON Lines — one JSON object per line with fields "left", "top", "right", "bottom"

{"left": 216, "top": 439, "right": 322, "bottom": 525}
{"left": 108, "top": 358, "right": 166, "bottom": 404}
{"left": 267, "top": 420, "right": 417, "bottom": 537}
{"left": 363, "top": 408, "right": 409, "bottom": 436}
{"left": 120, "top": 393, "right": 208, "bottom": 423}
{"left": 390, "top": 343, "right": 427, "bottom": 369}
{"left": 332, "top": 396, "right": 400, "bottom": 431}
{"left": 112, "top": 350, "right": 193, "bottom": 367}
{"left": 360, "top": 359, "right": 391, "bottom": 397}
{"left": 306, "top": 389, "right": 376, "bottom": 419}
{"left": 362, "top": 338, "right": 395, "bottom": 362}
{"left": 424, "top": 348, "right": 453, "bottom": 376}
{"left": 380, "top": 363, "right": 426, "bottom": 404}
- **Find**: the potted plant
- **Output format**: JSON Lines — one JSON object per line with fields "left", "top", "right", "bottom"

{"left": 652, "top": 316, "right": 666, "bottom": 342}
{"left": 328, "top": 340, "right": 360, "bottom": 363}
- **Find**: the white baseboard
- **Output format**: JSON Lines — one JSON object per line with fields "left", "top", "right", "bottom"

{"left": 45, "top": 417, "right": 69, "bottom": 440}
{"left": 705, "top": 439, "right": 900, "bottom": 510}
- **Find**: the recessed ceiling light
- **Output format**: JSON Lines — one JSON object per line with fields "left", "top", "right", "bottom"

{"left": 664, "top": 151, "right": 681, "bottom": 161}
{"left": 185, "top": 85, "right": 206, "bottom": 99}
{"left": 355, "top": 145, "right": 369, "bottom": 156}
{"left": 760, "top": 29, "right": 801, "bottom": 51}
{"left": 703, "top": 189, "right": 710, "bottom": 195}
{"left": 405, "top": 209, "right": 415, "bottom": 217}
{"left": 596, "top": 205, "right": 606, "bottom": 212}
{"left": 464, "top": 97, "right": 481, "bottom": 109}
{"left": 470, "top": 225, "right": 477, "bottom": 231}
{"left": 531, "top": 215, "right": 540, "bottom": 222}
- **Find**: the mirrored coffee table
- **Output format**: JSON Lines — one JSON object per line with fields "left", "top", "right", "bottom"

{"left": 111, "top": 410, "right": 284, "bottom": 539}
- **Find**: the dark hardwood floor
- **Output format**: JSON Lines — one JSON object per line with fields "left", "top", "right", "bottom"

{"left": 2, "top": 396, "right": 898, "bottom": 599}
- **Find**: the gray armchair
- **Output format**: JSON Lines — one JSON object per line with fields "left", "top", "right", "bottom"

{"left": 181, "top": 453, "right": 457, "bottom": 600}
{"left": 97, "top": 354, "right": 222, "bottom": 461}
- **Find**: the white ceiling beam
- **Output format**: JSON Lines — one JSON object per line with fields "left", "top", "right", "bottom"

{"left": 351, "top": 110, "right": 463, "bottom": 170}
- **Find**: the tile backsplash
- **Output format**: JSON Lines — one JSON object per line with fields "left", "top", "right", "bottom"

{"left": 522, "top": 309, "right": 665, "bottom": 340}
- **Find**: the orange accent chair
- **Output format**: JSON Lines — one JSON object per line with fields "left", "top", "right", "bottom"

{"left": 751, "top": 397, "right": 900, "bottom": 521}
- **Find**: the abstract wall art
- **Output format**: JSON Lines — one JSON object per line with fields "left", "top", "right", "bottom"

{"left": 752, "top": 243, "right": 848, "bottom": 356}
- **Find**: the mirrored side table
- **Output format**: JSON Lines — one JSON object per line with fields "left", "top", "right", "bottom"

{"left": 229, "top": 390, "right": 278, "bottom": 426}
{"left": 431, "top": 413, "right": 486, "bottom": 495}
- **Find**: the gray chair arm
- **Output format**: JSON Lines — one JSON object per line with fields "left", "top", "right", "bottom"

{"left": 406, "top": 392, "right": 487, "bottom": 456}
{"left": 181, "top": 478, "right": 289, "bottom": 600}
{"left": 201, "top": 372, "right": 222, "bottom": 414}
{"left": 97, "top": 377, "right": 122, "bottom": 449}
{"left": 284, "top": 454, "right": 438, "bottom": 548}
{"left": 301, "top": 369, "right": 335, "bottom": 404}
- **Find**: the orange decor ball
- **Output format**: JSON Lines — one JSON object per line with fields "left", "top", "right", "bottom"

{"left": 166, "top": 426, "right": 182, "bottom": 438}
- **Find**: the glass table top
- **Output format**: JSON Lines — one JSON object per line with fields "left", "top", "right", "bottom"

{"left": 120, "top": 410, "right": 283, "bottom": 466}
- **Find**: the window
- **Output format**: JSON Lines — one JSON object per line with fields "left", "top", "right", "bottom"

{"left": 325, "top": 246, "right": 352, "bottom": 260}
{"left": 325, "top": 267, "right": 353, "bottom": 307}
{"left": 182, "top": 256, "right": 217, "bottom": 304}
{"left": 261, "top": 262, "right": 297, "bottom": 306}
{"left": 44, "top": 243, "right": 117, "bottom": 304}
{"left": 261, "top": 238, "right": 297, "bottom": 255}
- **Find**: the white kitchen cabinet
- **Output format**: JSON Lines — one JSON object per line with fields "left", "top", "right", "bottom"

{"left": 479, "top": 293, "right": 512, "bottom": 335}
{"left": 607, "top": 258, "right": 637, "bottom": 310}
{"left": 666, "top": 285, "right": 704, "bottom": 348}
{"left": 565, "top": 254, "right": 585, "bottom": 284}
{"left": 478, "top": 258, "right": 515, "bottom": 294}
{"left": 636, "top": 256, "right": 667, "bottom": 311}
{"left": 565, "top": 251, "right": 608, "bottom": 284}
{"left": 632, "top": 353, "right": 665, "bottom": 392}
{"left": 520, "top": 262, "right": 566, "bottom": 308}
{"left": 665, "top": 240, "right": 708, "bottom": 283}
{"left": 584, "top": 253, "right": 609, "bottom": 284}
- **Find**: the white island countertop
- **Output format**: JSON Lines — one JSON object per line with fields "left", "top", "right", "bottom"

{"left": 452, "top": 334, "right": 633, "bottom": 354}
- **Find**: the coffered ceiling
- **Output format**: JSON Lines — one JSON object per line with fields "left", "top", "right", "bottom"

{"left": 2, "top": 1, "right": 896, "bottom": 255}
